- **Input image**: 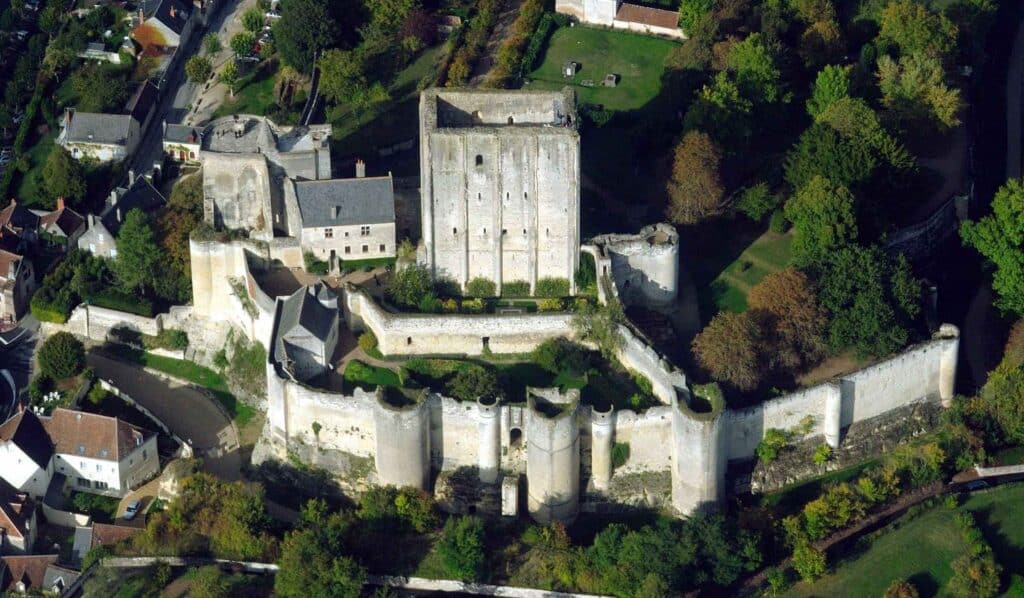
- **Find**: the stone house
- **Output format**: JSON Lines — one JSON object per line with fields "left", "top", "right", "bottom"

{"left": 78, "top": 175, "right": 166, "bottom": 259}
{"left": 555, "top": 0, "right": 685, "bottom": 39}
{"left": 58, "top": 110, "right": 141, "bottom": 164}
{"left": 286, "top": 169, "right": 397, "bottom": 267}
{"left": 0, "top": 408, "right": 159, "bottom": 500}
{"left": 0, "top": 478, "right": 36, "bottom": 555}
{"left": 135, "top": 0, "right": 195, "bottom": 50}
{"left": 272, "top": 283, "right": 339, "bottom": 382}
{"left": 35, "top": 198, "right": 86, "bottom": 249}
{"left": 161, "top": 122, "right": 202, "bottom": 163}
{"left": 0, "top": 241, "right": 35, "bottom": 325}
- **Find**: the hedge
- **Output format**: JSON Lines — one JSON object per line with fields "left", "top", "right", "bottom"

{"left": 535, "top": 277, "right": 570, "bottom": 298}
{"left": 341, "top": 256, "right": 396, "bottom": 272}
{"left": 30, "top": 297, "right": 69, "bottom": 323}
{"left": 520, "top": 12, "right": 564, "bottom": 80}
{"left": 501, "top": 280, "right": 530, "bottom": 297}
{"left": 89, "top": 289, "right": 154, "bottom": 317}
{"left": 465, "top": 277, "right": 497, "bottom": 298}
{"left": 485, "top": 0, "right": 545, "bottom": 87}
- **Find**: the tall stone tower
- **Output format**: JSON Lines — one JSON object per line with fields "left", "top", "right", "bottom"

{"left": 418, "top": 88, "right": 581, "bottom": 295}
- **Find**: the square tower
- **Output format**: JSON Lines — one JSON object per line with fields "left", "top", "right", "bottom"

{"left": 419, "top": 88, "right": 581, "bottom": 295}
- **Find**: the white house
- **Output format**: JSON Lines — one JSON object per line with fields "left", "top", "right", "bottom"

{"left": 58, "top": 110, "right": 141, "bottom": 164}
{"left": 0, "top": 408, "right": 159, "bottom": 500}
{"left": 0, "top": 478, "right": 37, "bottom": 555}
{"left": 555, "top": 0, "right": 685, "bottom": 39}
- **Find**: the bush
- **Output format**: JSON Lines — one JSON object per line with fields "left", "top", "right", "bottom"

{"left": 438, "top": 516, "right": 486, "bottom": 582}
{"left": 28, "top": 374, "right": 54, "bottom": 404}
{"left": 538, "top": 298, "right": 564, "bottom": 312}
{"left": 535, "top": 277, "right": 570, "bottom": 298}
{"left": 85, "top": 383, "right": 108, "bottom": 405}
{"left": 460, "top": 298, "right": 485, "bottom": 314}
{"left": 89, "top": 288, "right": 154, "bottom": 317}
{"left": 756, "top": 428, "right": 789, "bottom": 463}
{"left": 532, "top": 338, "right": 592, "bottom": 375}
{"left": 38, "top": 332, "right": 85, "bottom": 380}
{"left": 465, "top": 277, "right": 496, "bottom": 298}
{"left": 417, "top": 293, "right": 442, "bottom": 313}
{"left": 769, "top": 209, "right": 788, "bottom": 233}
{"left": 501, "top": 281, "right": 530, "bottom": 297}
{"left": 387, "top": 264, "right": 433, "bottom": 309}
{"left": 520, "top": 12, "right": 558, "bottom": 77}
{"left": 304, "top": 252, "right": 329, "bottom": 275}
{"left": 358, "top": 331, "right": 379, "bottom": 356}
{"left": 445, "top": 366, "right": 500, "bottom": 402}
{"left": 737, "top": 183, "right": 781, "bottom": 221}
{"left": 813, "top": 444, "right": 832, "bottom": 465}
{"left": 611, "top": 442, "right": 630, "bottom": 469}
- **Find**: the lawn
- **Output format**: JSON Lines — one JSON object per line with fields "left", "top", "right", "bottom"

{"left": 787, "top": 483, "right": 1024, "bottom": 596}
{"left": 213, "top": 60, "right": 281, "bottom": 120}
{"left": 15, "top": 129, "right": 56, "bottom": 207}
{"left": 343, "top": 360, "right": 402, "bottom": 392}
{"left": 527, "top": 26, "right": 679, "bottom": 112}
{"left": 132, "top": 351, "right": 256, "bottom": 426}
{"left": 694, "top": 227, "right": 793, "bottom": 320}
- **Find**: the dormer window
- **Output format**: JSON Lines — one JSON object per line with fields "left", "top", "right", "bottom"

{"left": 77, "top": 445, "right": 85, "bottom": 455}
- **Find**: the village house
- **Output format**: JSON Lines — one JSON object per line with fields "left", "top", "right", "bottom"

{"left": 161, "top": 121, "right": 202, "bottom": 163}
{"left": 0, "top": 554, "right": 58, "bottom": 594}
{"left": 35, "top": 198, "right": 86, "bottom": 250}
{"left": 0, "top": 478, "right": 36, "bottom": 555}
{"left": 78, "top": 174, "right": 166, "bottom": 259}
{"left": 58, "top": 110, "right": 141, "bottom": 164}
{"left": 0, "top": 408, "right": 159, "bottom": 500}
{"left": 0, "top": 237, "right": 35, "bottom": 326}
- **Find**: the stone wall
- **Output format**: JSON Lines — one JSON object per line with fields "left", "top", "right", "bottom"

{"left": 584, "top": 223, "right": 680, "bottom": 308}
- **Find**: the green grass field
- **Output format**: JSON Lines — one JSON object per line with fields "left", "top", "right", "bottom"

{"left": 787, "top": 484, "right": 1024, "bottom": 596}
{"left": 696, "top": 229, "right": 793, "bottom": 318}
{"left": 344, "top": 360, "right": 402, "bottom": 392}
{"left": 527, "top": 26, "right": 678, "bottom": 112}
{"left": 213, "top": 61, "right": 280, "bottom": 119}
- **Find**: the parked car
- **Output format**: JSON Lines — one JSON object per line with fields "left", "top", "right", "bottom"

{"left": 123, "top": 500, "right": 142, "bottom": 520}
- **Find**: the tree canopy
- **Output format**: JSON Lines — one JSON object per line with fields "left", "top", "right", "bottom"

{"left": 438, "top": 515, "right": 486, "bottom": 582}
{"left": 666, "top": 130, "right": 724, "bottom": 225}
{"left": 42, "top": 146, "right": 87, "bottom": 207}
{"left": 748, "top": 268, "right": 827, "bottom": 371}
{"left": 37, "top": 332, "right": 85, "bottom": 380}
{"left": 785, "top": 175, "right": 859, "bottom": 267}
{"left": 113, "top": 209, "right": 161, "bottom": 295}
{"left": 185, "top": 55, "right": 212, "bottom": 83}
{"left": 961, "top": 178, "right": 1024, "bottom": 316}
{"left": 878, "top": 0, "right": 957, "bottom": 59}
{"left": 70, "top": 63, "right": 129, "bottom": 112}
{"left": 274, "top": 0, "right": 344, "bottom": 72}
{"left": 877, "top": 53, "right": 962, "bottom": 133}
{"left": 692, "top": 310, "right": 765, "bottom": 391}
{"left": 806, "top": 65, "right": 850, "bottom": 118}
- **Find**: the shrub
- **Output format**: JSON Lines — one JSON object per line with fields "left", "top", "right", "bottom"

{"left": 460, "top": 298, "right": 485, "bottom": 314}
{"left": 737, "top": 183, "right": 780, "bottom": 221}
{"left": 532, "top": 338, "right": 592, "bottom": 375}
{"left": 756, "top": 428, "right": 789, "bottom": 463}
{"left": 418, "top": 293, "right": 442, "bottom": 313}
{"left": 535, "top": 277, "right": 570, "bottom": 298}
{"left": 28, "top": 374, "right": 54, "bottom": 404}
{"left": 38, "top": 332, "right": 85, "bottom": 380}
{"left": 438, "top": 516, "right": 486, "bottom": 582}
{"left": 358, "top": 331, "right": 378, "bottom": 354}
{"left": 520, "top": 12, "right": 558, "bottom": 77}
{"left": 538, "top": 298, "right": 564, "bottom": 312}
{"left": 813, "top": 444, "right": 832, "bottom": 465}
{"left": 466, "top": 277, "right": 497, "bottom": 298}
{"left": 85, "top": 383, "right": 108, "bottom": 405}
{"left": 791, "top": 541, "right": 826, "bottom": 581}
{"left": 89, "top": 288, "right": 154, "bottom": 317}
{"left": 445, "top": 366, "right": 500, "bottom": 402}
{"left": 575, "top": 252, "right": 597, "bottom": 294}
{"left": 304, "top": 252, "right": 329, "bottom": 275}
{"left": 387, "top": 264, "right": 433, "bottom": 308}
{"left": 442, "top": 298, "right": 459, "bottom": 313}
{"left": 502, "top": 281, "right": 530, "bottom": 297}
{"left": 611, "top": 442, "right": 630, "bottom": 469}
{"left": 768, "top": 209, "right": 788, "bottom": 233}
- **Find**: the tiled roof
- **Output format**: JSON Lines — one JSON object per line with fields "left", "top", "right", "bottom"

{"left": 0, "top": 200, "right": 39, "bottom": 234}
{"left": 614, "top": 3, "right": 681, "bottom": 29}
{"left": 39, "top": 204, "right": 86, "bottom": 238}
{"left": 42, "top": 565, "right": 79, "bottom": 595}
{"left": 90, "top": 522, "right": 140, "bottom": 549}
{"left": 65, "top": 112, "right": 134, "bottom": 146}
{"left": 0, "top": 477, "right": 32, "bottom": 540}
{"left": 0, "top": 554, "right": 57, "bottom": 593}
{"left": 143, "top": 0, "right": 191, "bottom": 35}
{"left": 163, "top": 123, "right": 201, "bottom": 144}
{"left": 0, "top": 411, "right": 53, "bottom": 470}
{"left": 294, "top": 176, "right": 395, "bottom": 228}
{"left": 41, "top": 408, "right": 154, "bottom": 462}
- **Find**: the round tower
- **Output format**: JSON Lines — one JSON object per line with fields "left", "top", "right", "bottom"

{"left": 590, "top": 404, "right": 613, "bottom": 492}
{"left": 373, "top": 390, "right": 431, "bottom": 489}
{"left": 670, "top": 388, "right": 725, "bottom": 515}
{"left": 478, "top": 395, "right": 501, "bottom": 484}
{"left": 526, "top": 388, "right": 581, "bottom": 524}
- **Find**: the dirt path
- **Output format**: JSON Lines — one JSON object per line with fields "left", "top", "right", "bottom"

{"left": 470, "top": 0, "right": 524, "bottom": 85}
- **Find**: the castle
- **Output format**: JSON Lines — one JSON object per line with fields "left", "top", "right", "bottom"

{"left": 173, "top": 88, "right": 964, "bottom": 525}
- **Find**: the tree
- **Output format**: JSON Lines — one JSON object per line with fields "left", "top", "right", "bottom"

{"left": 185, "top": 55, "right": 213, "bottom": 84}
{"left": 113, "top": 209, "right": 160, "bottom": 294}
{"left": 368, "top": 0, "right": 419, "bottom": 35}
{"left": 42, "top": 146, "right": 86, "bottom": 206}
{"left": 571, "top": 295, "right": 625, "bottom": 360}
{"left": 784, "top": 124, "right": 877, "bottom": 191}
{"left": 186, "top": 566, "right": 232, "bottom": 598}
{"left": 445, "top": 366, "right": 500, "bottom": 402}
{"left": 692, "top": 311, "right": 765, "bottom": 391}
{"left": 737, "top": 183, "right": 782, "bottom": 222}
{"left": 791, "top": 541, "right": 826, "bottom": 581}
{"left": 683, "top": 72, "right": 753, "bottom": 147}
{"left": 242, "top": 7, "right": 264, "bottom": 32}
{"left": 679, "top": 0, "right": 715, "bottom": 35}
{"left": 976, "top": 362, "right": 1024, "bottom": 445}
{"left": 878, "top": 0, "right": 957, "bottom": 59}
{"left": 749, "top": 269, "right": 827, "bottom": 370}
{"left": 884, "top": 579, "right": 920, "bottom": 598}
{"left": 230, "top": 31, "right": 257, "bottom": 57}
{"left": 386, "top": 264, "right": 434, "bottom": 309}
{"left": 785, "top": 176, "right": 858, "bottom": 267}
{"left": 665, "top": 131, "right": 724, "bottom": 225}
{"left": 276, "top": 506, "right": 365, "bottom": 598}
{"left": 806, "top": 65, "right": 850, "bottom": 118}
{"left": 799, "top": 20, "right": 844, "bottom": 71}
{"left": 961, "top": 178, "right": 1024, "bottom": 315}
{"left": 37, "top": 332, "right": 85, "bottom": 380}
{"left": 319, "top": 49, "right": 388, "bottom": 113}
{"left": 877, "top": 54, "right": 962, "bottom": 132}
{"left": 1005, "top": 320, "right": 1024, "bottom": 367}
{"left": 203, "top": 33, "right": 222, "bottom": 55}
{"left": 438, "top": 516, "right": 486, "bottom": 582}
{"left": 726, "top": 33, "right": 783, "bottom": 105}
{"left": 219, "top": 60, "right": 239, "bottom": 97}
{"left": 816, "top": 245, "right": 917, "bottom": 357}
{"left": 70, "top": 63, "right": 129, "bottom": 112}
{"left": 947, "top": 552, "right": 1001, "bottom": 598}
{"left": 274, "top": 0, "right": 342, "bottom": 72}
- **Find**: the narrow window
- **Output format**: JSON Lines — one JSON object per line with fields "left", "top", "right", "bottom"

{"left": 453, "top": 227, "right": 458, "bottom": 235}
{"left": 362, "top": 245, "right": 369, "bottom": 253}
{"left": 379, "top": 244, "right": 386, "bottom": 252}
{"left": 501, "top": 229, "right": 507, "bottom": 235}
{"left": 475, "top": 155, "right": 483, "bottom": 166}
{"left": 344, "top": 246, "right": 351, "bottom": 254}
{"left": 482, "top": 228, "right": 487, "bottom": 236}
{"left": 508, "top": 116, "right": 514, "bottom": 124}
{"left": 407, "top": 337, "right": 412, "bottom": 345}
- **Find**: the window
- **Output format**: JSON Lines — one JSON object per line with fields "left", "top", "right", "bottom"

{"left": 360, "top": 225, "right": 370, "bottom": 236}
{"left": 453, "top": 227, "right": 458, "bottom": 235}
{"left": 475, "top": 154, "right": 483, "bottom": 166}
{"left": 344, "top": 246, "right": 351, "bottom": 254}
{"left": 379, "top": 244, "right": 386, "bottom": 252}
{"left": 345, "top": 231, "right": 350, "bottom": 238}
{"left": 77, "top": 477, "right": 89, "bottom": 488}
{"left": 96, "top": 463, "right": 102, "bottom": 471}
{"left": 110, "top": 249, "right": 118, "bottom": 258}
{"left": 143, "top": 450, "right": 148, "bottom": 460}
{"left": 93, "top": 481, "right": 108, "bottom": 490}
{"left": 325, "top": 228, "right": 334, "bottom": 239}
{"left": 362, "top": 245, "right": 369, "bottom": 253}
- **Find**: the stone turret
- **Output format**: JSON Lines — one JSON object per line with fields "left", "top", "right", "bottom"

{"left": 526, "top": 388, "right": 580, "bottom": 524}
{"left": 373, "top": 389, "right": 431, "bottom": 489}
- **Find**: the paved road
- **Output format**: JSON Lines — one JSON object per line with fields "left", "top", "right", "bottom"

{"left": 87, "top": 351, "right": 242, "bottom": 481}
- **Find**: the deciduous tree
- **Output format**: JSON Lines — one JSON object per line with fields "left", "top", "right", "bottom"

{"left": 242, "top": 7, "right": 264, "bottom": 32}
{"left": 185, "top": 55, "right": 212, "bottom": 83}
{"left": 113, "top": 209, "right": 160, "bottom": 294}
{"left": 784, "top": 124, "right": 877, "bottom": 191}
{"left": 726, "top": 33, "right": 783, "bottom": 105}
{"left": 665, "top": 130, "right": 724, "bottom": 225}
{"left": 784, "top": 176, "right": 858, "bottom": 267}
{"left": 806, "top": 65, "right": 849, "bottom": 118}
{"left": 961, "top": 178, "right": 1024, "bottom": 316}
{"left": 230, "top": 31, "right": 257, "bottom": 57}
{"left": 878, "top": 0, "right": 957, "bottom": 59}
{"left": 42, "top": 146, "right": 86, "bottom": 206}
{"left": 274, "top": 0, "right": 343, "bottom": 73}
{"left": 692, "top": 311, "right": 765, "bottom": 391}
{"left": 438, "top": 516, "right": 486, "bottom": 582}
{"left": 319, "top": 49, "right": 389, "bottom": 112}
{"left": 877, "top": 53, "right": 962, "bottom": 132}
{"left": 749, "top": 268, "right": 827, "bottom": 370}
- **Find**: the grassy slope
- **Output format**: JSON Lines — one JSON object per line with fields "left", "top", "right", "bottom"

{"left": 527, "top": 26, "right": 677, "bottom": 112}
{"left": 138, "top": 352, "right": 255, "bottom": 426}
{"left": 213, "top": 61, "right": 280, "bottom": 119}
{"left": 694, "top": 229, "right": 793, "bottom": 318}
{"left": 787, "top": 484, "right": 1024, "bottom": 596}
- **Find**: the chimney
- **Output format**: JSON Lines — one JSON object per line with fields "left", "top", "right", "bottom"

{"left": 56, "top": 197, "right": 64, "bottom": 211}
{"left": 116, "top": 207, "right": 122, "bottom": 223}
{"left": 88, "top": 214, "right": 96, "bottom": 228}
{"left": 169, "top": 4, "right": 175, "bottom": 18}
{"left": 109, "top": 189, "right": 118, "bottom": 206}
{"left": 332, "top": 206, "right": 339, "bottom": 219}
{"left": 128, "top": 169, "right": 135, "bottom": 186}
{"left": 16, "top": 402, "right": 23, "bottom": 414}
{"left": 355, "top": 159, "right": 365, "bottom": 178}
{"left": 138, "top": 7, "right": 144, "bottom": 23}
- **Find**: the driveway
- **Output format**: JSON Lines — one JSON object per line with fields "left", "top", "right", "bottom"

{"left": 86, "top": 352, "right": 242, "bottom": 481}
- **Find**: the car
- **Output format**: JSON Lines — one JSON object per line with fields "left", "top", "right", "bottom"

{"left": 123, "top": 499, "right": 141, "bottom": 520}
{"left": 965, "top": 480, "right": 989, "bottom": 491}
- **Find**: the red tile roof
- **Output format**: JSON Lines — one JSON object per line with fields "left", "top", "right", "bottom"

{"left": 615, "top": 3, "right": 681, "bottom": 29}
{"left": 0, "top": 554, "right": 58, "bottom": 592}
{"left": 41, "top": 408, "right": 154, "bottom": 462}
{"left": 0, "top": 478, "right": 33, "bottom": 540}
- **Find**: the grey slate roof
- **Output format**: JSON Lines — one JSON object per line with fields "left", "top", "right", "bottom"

{"left": 294, "top": 176, "right": 395, "bottom": 229}
{"left": 273, "top": 284, "right": 338, "bottom": 366}
{"left": 163, "top": 123, "right": 201, "bottom": 144}
{"left": 65, "top": 112, "right": 133, "bottom": 146}
{"left": 99, "top": 177, "right": 166, "bottom": 235}
{"left": 42, "top": 565, "right": 79, "bottom": 594}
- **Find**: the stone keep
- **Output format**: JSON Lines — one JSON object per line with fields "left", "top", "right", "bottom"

{"left": 419, "top": 88, "right": 581, "bottom": 294}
